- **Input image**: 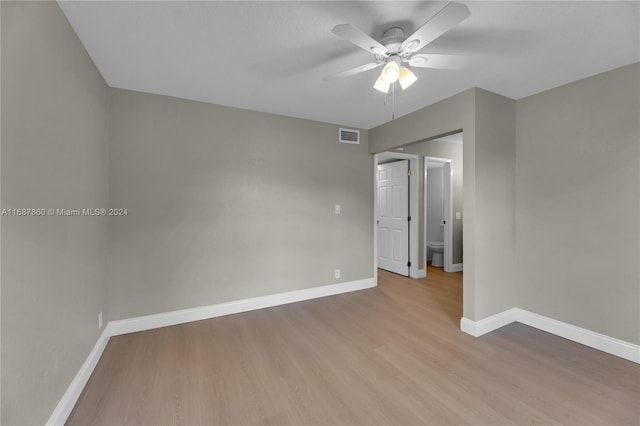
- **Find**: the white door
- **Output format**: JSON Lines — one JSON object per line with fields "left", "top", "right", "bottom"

{"left": 377, "top": 160, "right": 409, "bottom": 276}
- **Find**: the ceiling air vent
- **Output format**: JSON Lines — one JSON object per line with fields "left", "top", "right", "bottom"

{"left": 339, "top": 128, "right": 360, "bottom": 144}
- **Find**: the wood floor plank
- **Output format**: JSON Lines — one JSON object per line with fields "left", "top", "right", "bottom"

{"left": 67, "top": 266, "right": 640, "bottom": 425}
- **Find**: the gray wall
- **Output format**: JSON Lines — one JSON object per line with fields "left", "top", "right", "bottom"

{"left": 516, "top": 63, "right": 640, "bottom": 344}
{"left": 372, "top": 64, "right": 639, "bottom": 345}
{"left": 1, "top": 2, "right": 110, "bottom": 425}
{"left": 473, "top": 89, "right": 517, "bottom": 319}
{"left": 2, "top": 1, "right": 637, "bottom": 423}
{"left": 370, "top": 90, "right": 478, "bottom": 319}
{"left": 108, "top": 89, "right": 373, "bottom": 320}
{"left": 370, "top": 89, "right": 517, "bottom": 321}
{"left": 1, "top": 3, "right": 373, "bottom": 422}
{"left": 402, "top": 140, "right": 463, "bottom": 268}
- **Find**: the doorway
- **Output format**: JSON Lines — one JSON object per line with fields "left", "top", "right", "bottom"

{"left": 424, "top": 157, "right": 453, "bottom": 274}
{"left": 377, "top": 160, "right": 409, "bottom": 275}
{"left": 373, "top": 132, "right": 464, "bottom": 282}
{"left": 374, "top": 152, "right": 419, "bottom": 279}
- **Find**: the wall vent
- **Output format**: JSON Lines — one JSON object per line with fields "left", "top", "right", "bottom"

{"left": 339, "top": 128, "right": 360, "bottom": 144}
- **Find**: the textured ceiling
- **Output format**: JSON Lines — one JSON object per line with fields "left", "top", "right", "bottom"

{"left": 58, "top": 1, "right": 639, "bottom": 129}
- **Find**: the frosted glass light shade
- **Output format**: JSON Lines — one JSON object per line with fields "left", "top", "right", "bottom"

{"left": 399, "top": 67, "right": 417, "bottom": 90}
{"left": 381, "top": 60, "right": 400, "bottom": 84}
{"left": 373, "top": 75, "right": 390, "bottom": 93}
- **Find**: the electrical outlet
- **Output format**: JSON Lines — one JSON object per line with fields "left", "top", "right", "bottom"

{"left": 98, "top": 311, "right": 103, "bottom": 329}
{"left": 334, "top": 269, "right": 341, "bottom": 279}
{"left": 335, "top": 204, "right": 341, "bottom": 215}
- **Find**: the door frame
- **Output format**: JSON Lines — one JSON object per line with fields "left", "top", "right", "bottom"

{"left": 424, "top": 156, "right": 454, "bottom": 274}
{"left": 374, "top": 152, "right": 419, "bottom": 279}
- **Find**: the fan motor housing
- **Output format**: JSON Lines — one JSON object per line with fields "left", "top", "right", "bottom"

{"left": 381, "top": 27, "right": 406, "bottom": 53}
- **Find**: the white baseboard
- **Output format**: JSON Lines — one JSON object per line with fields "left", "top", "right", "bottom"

{"left": 516, "top": 309, "right": 640, "bottom": 364}
{"left": 449, "top": 263, "right": 463, "bottom": 272}
{"left": 461, "top": 308, "right": 640, "bottom": 364}
{"left": 48, "top": 278, "right": 376, "bottom": 424}
{"left": 110, "top": 278, "right": 376, "bottom": 336}
{"left": 46, "top": 324, "right": 112, "bottom": 426}
{"left": 460, "top": 308, "right": 518, "bottom": 337}
{"left": 416, "top": 269, "right": 426, "bottom": 278}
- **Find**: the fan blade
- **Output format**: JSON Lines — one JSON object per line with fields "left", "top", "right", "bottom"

{"left": 325, "top": 62, "right": 382, "bottom": 80}
{"left": 402, "top": 3, "right": 470, "bottom": 54}
{"left": 408, "top": 54, "right": 467, "bottom": 70}
{"left": 332, "top": 24, "right": 388, "bottom": 55}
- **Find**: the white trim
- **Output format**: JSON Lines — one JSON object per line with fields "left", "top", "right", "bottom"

{"left": 443, "top": 161, "right": 453, "bottom": 272}
{"left": 460, "top": 308, "right": 518, "bottom": 337}
{"left": 459, "top": 317, "right": 476, "bottom": 336}
{"left": 516, "top": 309, "right": 640, "bottom": 364}
{"left": 46, "top": 324, "right": 113, "bottom": 426}
{"left": 47, "top": 278, "right": 375, "bottom": 424}
{"left": 449, "top": 263, "right": 463, "bottom": 272}
{"left": 460, "top": 308, "right": 640, "bottom": 363}
{"left": 416, "top": 269, "right": 426, "bottom": 278}
{"left": 373, "top": 156, "right": 378, "bottom": 284}
{"left": 110, "top": 278, "right": 376, "bottom": 336}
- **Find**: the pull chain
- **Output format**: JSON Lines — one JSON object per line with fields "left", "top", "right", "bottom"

{"left": 381, "top": 84, "right": 396, "bottom": 120}
{"left": 392, "top": 83, "right": 395, "bottom": 120}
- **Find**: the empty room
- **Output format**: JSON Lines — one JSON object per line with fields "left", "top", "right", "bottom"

{"left": 2, "top": 1, "right": 639, "bottom": 425}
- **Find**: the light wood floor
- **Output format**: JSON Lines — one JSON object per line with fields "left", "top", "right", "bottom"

{"left": 68, "top": 266, "right": 640, "bottom": 425}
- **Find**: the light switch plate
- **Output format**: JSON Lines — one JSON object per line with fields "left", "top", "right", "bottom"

{"left": 456, "top": 211, "right": 461, "bottom": 220}
{"left": 335, "top": 204, "right": 341, "bottom": 214}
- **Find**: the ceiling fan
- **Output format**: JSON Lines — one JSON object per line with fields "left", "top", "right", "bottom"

{"left": 329, "top": 2, "right": 470, "bottom": 93}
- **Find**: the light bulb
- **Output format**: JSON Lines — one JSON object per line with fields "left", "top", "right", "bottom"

{"left": 373, "top": 75, "right": 390, "bottom": 93}
{"left": 381, "top": 60, "right": 400, "bottom": 84}
{"left": 398, "top": 67, "right": 417, "bottom": 90}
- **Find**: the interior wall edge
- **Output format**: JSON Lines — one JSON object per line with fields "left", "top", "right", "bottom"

{"left": 369, "top": 87, "right": 477, "bottom": 321}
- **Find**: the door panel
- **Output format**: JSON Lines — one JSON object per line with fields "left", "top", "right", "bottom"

{"left": 377, "top": 160, "right": 409, "bottom": 275}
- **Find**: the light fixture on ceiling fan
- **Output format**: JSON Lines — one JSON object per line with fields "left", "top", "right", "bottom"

{"left": 328, "top": 2, "right": 470, "bottom": 94}
{"left": 373, "top": 55, "right": 418, "bottom": 93}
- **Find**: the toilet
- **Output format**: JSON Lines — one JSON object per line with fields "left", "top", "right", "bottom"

{"left": 428, "top": 242, "right": 444, "bottom": 267}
